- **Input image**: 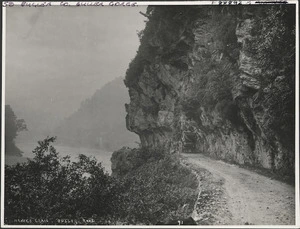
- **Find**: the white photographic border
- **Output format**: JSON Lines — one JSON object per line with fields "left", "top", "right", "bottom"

{"left": 1, "top": 1, "right": 299, "bottom": 228}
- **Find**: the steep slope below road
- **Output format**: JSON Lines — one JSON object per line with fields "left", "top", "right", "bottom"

{"left": 182, "top": 153, "right": 295, "bottom": 225}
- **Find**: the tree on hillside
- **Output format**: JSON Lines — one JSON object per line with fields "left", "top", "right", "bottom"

{"left": 5, "top": 105, "right": 27, "bottom": 156}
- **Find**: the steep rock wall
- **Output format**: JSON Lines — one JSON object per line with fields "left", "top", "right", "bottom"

{"left": 124, "top": 6, "right": 295, "bottom": 176}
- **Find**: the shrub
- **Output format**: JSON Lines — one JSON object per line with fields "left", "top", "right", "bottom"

{"left": 5, "top": 137, "right": 122, "bottom": 225}
{"left": 6, "top": 138, "right": 198, "bottom": 225}
{"left": 112, "top": 147, "right": 198, "bottom": 225}
{"left": 111, "top": 146, "right": 165, "bottom": 177}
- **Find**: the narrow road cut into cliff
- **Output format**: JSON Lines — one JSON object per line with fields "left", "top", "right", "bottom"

{"left": 181, "top": 153, "right": 295, "bottom": 225}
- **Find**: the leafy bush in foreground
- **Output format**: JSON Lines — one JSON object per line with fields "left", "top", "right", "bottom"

{"left": 5, "top": 138, "right": 198, "bottom": 225}
{"left": 5, "top": 137, "right": 121, "bottom": 225}
{"left": 112, "top": 147, "right": 199, "bottom": 225}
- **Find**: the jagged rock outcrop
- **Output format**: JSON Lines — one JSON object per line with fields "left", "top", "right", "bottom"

{"left": 124, "top": 6, "right": 295, "bottom": 176}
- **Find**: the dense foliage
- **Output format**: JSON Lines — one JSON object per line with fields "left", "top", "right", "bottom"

{"left": 5, "top": 137, "right": 121, "bottom": 225}
{"left": 5, "top": 138, "right": 198, "bottom": 225}
{"left": 5, "top": 105, "right": 27, "bottom": 156}
{"left": 112, "top": 147, "right": 198, "bottom": 225}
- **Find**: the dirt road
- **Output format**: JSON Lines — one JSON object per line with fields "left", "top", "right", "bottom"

{"left": 182, "top": 153, "right": 296, "bottom": 225}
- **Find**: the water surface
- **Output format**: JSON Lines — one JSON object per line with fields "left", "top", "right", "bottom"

{"left": 6, "top": 142, "right": 113, "bottom": 174}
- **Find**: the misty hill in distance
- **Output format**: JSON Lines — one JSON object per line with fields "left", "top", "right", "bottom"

{"left": 53, "top": 77, "right": 139, "bottom": 151}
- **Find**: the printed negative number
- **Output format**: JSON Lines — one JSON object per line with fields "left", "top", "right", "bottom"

{"left": 218, "top": 0, "right": 243, "bottom": 5}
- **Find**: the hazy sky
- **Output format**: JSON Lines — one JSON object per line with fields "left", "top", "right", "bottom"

{"left": 5, "top": 6, "right": 146, "bottom": 137}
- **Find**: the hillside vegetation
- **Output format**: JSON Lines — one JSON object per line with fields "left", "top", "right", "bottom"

{"left": 5, "top": 138, "right": 198, "bottom": 225}
{"left": 54, "top": 77, "right": 138, "bottom": 151}
{"left": 5, "top": 105, "right": 27, "bottom": 156}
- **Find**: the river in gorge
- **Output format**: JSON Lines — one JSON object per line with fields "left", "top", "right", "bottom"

{"left": 5, "top": 141, "right": 113, "bottom": 174}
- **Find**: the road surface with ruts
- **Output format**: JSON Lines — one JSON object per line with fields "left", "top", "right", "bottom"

{"left": 181, "top": 153, "right": 295, "bottom": 225}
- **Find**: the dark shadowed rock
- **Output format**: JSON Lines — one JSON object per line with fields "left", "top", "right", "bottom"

{"left": 124, "top": 6, "right": 295, "bottom": 177}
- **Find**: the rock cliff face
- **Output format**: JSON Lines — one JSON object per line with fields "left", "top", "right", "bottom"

{"left": 124, "top": 6, "right": 295, "bottom": 176}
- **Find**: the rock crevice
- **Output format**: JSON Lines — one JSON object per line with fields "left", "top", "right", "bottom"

{"left": 124, "top": 6, "right": 295, "bottom": 176}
